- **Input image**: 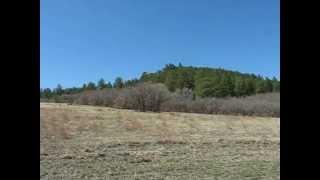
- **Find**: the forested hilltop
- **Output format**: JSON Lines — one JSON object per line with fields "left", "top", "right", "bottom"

{"left": 41, "top": 63, "right": 279, "bottom": 99}
{"left": 140, "top": 63, "right": 279, "bottom": 97}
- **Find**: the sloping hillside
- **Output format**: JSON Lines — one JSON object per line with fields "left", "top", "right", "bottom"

{"left": 40, "top": 103, "right": 280, "bottom": 179}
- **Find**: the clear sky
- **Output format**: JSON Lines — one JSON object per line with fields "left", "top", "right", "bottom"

{"left": 41, "top": 0, "right": 279, "bottom": 89}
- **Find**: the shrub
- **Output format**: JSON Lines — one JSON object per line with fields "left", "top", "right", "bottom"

{"left": 70, "top": 83, "right": 279, "bottom": 117}
{"left": 113, "top": 88, "right": 137, "bottom": 109}
{"left": 101, "top": 89, "right": 119, "bottom": 106}
{"left": 131, "top": 83, "right": 171, "bottom": 112}
{"left": 73, "top": 91, "right": 91, "bottom": 105}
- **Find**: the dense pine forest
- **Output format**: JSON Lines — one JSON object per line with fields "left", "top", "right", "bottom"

{"left": 40, "top": 63, "right": 280, "bottom": 99}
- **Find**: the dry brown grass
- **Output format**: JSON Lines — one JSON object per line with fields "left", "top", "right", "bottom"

{"left": 121, "top": 119, "right": 144, "bottom": 131}
{"left": 40, "top": 103, "right": 280, "bottom": 180}
{"left": 40, "top": 109, "right": 72, "bottom": 140}
{"left": 155, "top": 118, "right": 178, "bottom": 143}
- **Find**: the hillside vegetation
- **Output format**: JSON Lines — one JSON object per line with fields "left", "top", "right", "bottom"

{"left": 41, "top": 64, "right": 279, "bottom": 98}
{"left": 40, "top": 64, "right": 280, "bottom": 117}
{"left": 140, "top": 64, "right": 279, "bottom": 97}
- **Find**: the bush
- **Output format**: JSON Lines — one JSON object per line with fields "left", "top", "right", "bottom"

{"left": 161, "top": 99, "right": 190, "bottom": 113}
{"left": 216, "top": 93, "right": 280, "bottom": 117}
{"left": 113, "top": 88, "right": 137, "bottom": 109}
{"left": 70, "top": 83, "right": 279, "bottom": 117}
{"left": 100, "top": 89, "right": 119, "bottom": 106}
{"left": 130, "top": 83, "right": 171, "bottom": 112}
{"left": 73, "top": 91, "right": 91, "bottom": 105}
{"left": 40, "top": 98, "right": 49, "bottom": 102}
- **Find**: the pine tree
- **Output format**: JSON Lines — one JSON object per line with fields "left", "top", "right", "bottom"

{"left": 165, "top": 71, "right": 177, "bottom": 92}
{"left": 176, "top": 68, "right": 195, "bottom": 90}
{"left": 113, "top": 77, "right": 124, "bottom": 89}
{"left": 265, "top": 78, "right": 273, "bottom": 92}
{"left": 195, "top": 77, "right": 217, "bottom": 97}
{"left": 140, "top": 72, "right": 148, "bottom": 81}
{"left": 87, "top": 82, "right": 96, "bottom": 90}
{"left": 164, "top": 64, "right": 176, "bottom": 71}
{"left": 272, "top": 77, "right": 280, "bottom": 92}
{"left": 184, "top": 70, "right": 195, "bottom": 90}
{"left": 255, "top": 79, "right": 266, "bottom": 93}
{"left": 82, "top": 83, "right": 87, "bottom": 91}
{"left": 245, "top": 78, "right": 255, "bottom": 95}
{"left": 97, "top": 78, "right": 107, "bottom": 89}
{"left": 54, "top": 84, "right": 63, "bottom": 95}
{"left": 217, "top": 75, "right": 234, "bottom": 97}
{"left": 124, "top": 78, "right": 139, "bottom": 87}
{"left": 106, "top": 82, "right": 113, "bottom": 88}
{"left": 43, "top": 88, "right": 52, "bottom": 99}
{"left": 234, "top": 77, "right": 247, "bottom": 96}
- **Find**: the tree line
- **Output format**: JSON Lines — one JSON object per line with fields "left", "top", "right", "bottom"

{"left": 40, "top": 63, "right": 279, "bottom": 99}
{"left": 140, "top": 63, "right": 279, "bottom": 97}
{"left": 40, "top": 77, "right": 139, "bottom": 99}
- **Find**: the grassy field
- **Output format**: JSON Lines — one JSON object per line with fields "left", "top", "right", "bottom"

{"left": 40, "top": 103, "right": 280, "bottom": 180}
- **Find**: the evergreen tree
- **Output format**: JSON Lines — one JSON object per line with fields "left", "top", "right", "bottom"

{"left": 140, "top": 72, "right": 148, "bottom": 81}
{"left": 176, "top": 69, "right": 185, "bottom": 89}
{"left": 54, "top": 84, "right": 63, "bottom": 95}
{"left": 165, "top": 71, "right": 177, "bottom": 92}
{"left": 195, "top": 77, "right": 218, "bottom": 97}
{"left": 217, "top": 75, "right": 234, "bottom": 97}
{"left": 184, "top": 70, "right": 195, "bottom": 90}
{"left": 43, "top": 88, "right": 52, "bottom": 99}
{"left": 272, "top": 77, "right": 280, "bottom": 92}
{"left": 255, "top": 79, "right": 266, "bottom": 93}
{"left": 113, "top": 77, "right": 124, "bottom": 88}
{"left": 176, "top": 68, "right": 195, "bottom": 90}
{"left": 164, "top": 64, "right": 177, "bottom": 71}
{"left": 124, "top": 79, "right": 139, "bottom": 87}
{"left": 82, "top": 83, "right": 87, "bottom": 91}
{"left": 97, "top": 78, "right": 107, "bottom": 89}
{"left": 87, "top": 82, "right": 96, "bottom": 90}
{"left": 265, "top": 78, "right": 273, "bottom": 92}
{"left": 245, "top": 78, "right": 256, "bottom": 95}
{"left": 106, "top": 81, "right": 113, "bottom": 88}
{"left": 234, "top": 77, "right": 247, "bottom": 96}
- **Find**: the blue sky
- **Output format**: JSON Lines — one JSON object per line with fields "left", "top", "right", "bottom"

{"left": 41, "top": 0, "right": 279, "bottom": 89}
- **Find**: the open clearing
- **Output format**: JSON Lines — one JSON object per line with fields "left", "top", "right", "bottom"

{"left": 40, "top": 103, "right": 280, "bottom": 180}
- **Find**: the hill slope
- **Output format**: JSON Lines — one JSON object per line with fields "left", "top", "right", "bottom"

{"left": 40, "top": 103, "right": 280, "bottom": 179}
{"left": 140, "top": 64, "right": 280, "bottom": 97}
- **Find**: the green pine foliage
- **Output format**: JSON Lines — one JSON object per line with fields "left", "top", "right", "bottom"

{"left": 97, "top": 78, "right": 107, "bottom": 89}
{"left": 113, "top": 77, "right": 124, "bottom": 89}
{"left": 40, "top": 63, "right": 280, "bottom": 99}
{"left": 106, "top": 82, "right": 113, "bottom": 88}
{"left": 86, "top": 82, "right": 96, "bottom": 90}
{"left": 139, "top": 64, "right": 279, "bottom": 98}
